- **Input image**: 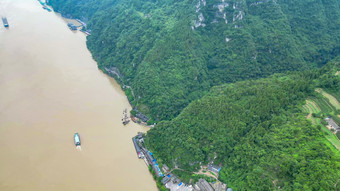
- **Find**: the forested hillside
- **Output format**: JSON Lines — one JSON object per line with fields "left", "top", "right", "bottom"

{"left": 146, "top": 61, "right": 340, "bottom": 190}
{"left": 49, "top": 0, "right": 340, "bottom": 121}
{"left": 49, "top": 0, "right": 340, "bottom": 189}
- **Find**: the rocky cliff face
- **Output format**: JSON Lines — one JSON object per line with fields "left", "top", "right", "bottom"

{"left": 193, "top": 0, "right": 246, "bottom": 29}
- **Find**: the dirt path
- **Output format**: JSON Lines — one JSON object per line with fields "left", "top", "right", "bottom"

{"left": 195, "top": 170, "right": 218, "bottom": 179}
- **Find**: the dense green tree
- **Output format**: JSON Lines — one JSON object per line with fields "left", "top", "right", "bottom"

{"left": 49, "top": 0, "right": 340, "bottom": 121}
{"left": 145, "top": 62, "right": 339, "bottom": 190}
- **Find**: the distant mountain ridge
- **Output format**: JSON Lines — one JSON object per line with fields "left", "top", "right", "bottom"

{"left": 49, "top": 0, "right": 340, "bottom": 121}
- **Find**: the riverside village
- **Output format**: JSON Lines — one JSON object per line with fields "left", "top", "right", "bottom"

{"left": 132, "top": 133, "right": 233, "bottom": 191}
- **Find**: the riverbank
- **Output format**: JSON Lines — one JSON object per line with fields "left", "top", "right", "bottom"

{"left": 52, "top": 7, "right": 228, "bottom": 191}
{"left": 0, "top": 1, "right": 157, "bottom": 190}
{"left": 47, "top": 3, "right": 226, "bottom": 190}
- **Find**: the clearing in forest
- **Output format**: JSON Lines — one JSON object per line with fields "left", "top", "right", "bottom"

{"left": 303, "top": 98, "right": 340, "bottom": 150}
{"left": 303, "top": 99, "right": 320, "bottom": 125}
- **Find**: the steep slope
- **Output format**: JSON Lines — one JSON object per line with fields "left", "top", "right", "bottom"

{"left": 49, "top": 0, "right": 340, "bottom": 122}
{"left": 145, "top": 61, "right": 340, "bottom": 190}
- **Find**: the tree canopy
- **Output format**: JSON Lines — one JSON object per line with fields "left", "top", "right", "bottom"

{"left": 146, "top": 61, "right": 340, "bottom": 190}
{"left": 50, "top": 0, "right": 340, "bottom": 121}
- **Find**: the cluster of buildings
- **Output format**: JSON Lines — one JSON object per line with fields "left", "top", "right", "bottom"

{"left": 325, "top": 117, "right": 340, "bottom": 133}
{"left": 161, "top": 173, "right": 193, "bottom": 191}
{"left": 132, "top": 133, "right": 232, "bottom": 191}
{"left": 132, "top": 133, "right": 162, "bottom": 177}
{"left": 208, "top": 164, "right": 222, "bottom": 175}
{"left": 162, "top": 174, "right": 230, "bottom": 191}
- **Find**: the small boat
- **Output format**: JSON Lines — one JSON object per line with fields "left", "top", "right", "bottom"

{"left": 39, "top": 0, "right": 45, "bottom": 6}
{"left": 74, "top": 133, "right": 81, "bottom": 146}
{"left": 2, "top": 17, "right": 9, "bottom": 28}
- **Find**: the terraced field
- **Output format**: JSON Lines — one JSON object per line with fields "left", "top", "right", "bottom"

{"left": 329, "top": 90, "right": 340, "bottom": 104}
{"left": 316, "top": 88, "right": 340, "bottom": 110}
{"left": 302, "top": 100, "right": 320, "bottom": 125}
{"left": 303, "top": 100, "right": 321, "bottom": 114}
{"left": 312, "top": 98, "right": 334, "bottom": 113}
{"left": 303, "top": 93, "right": 340, "bottom": 150}
{"left": 321, "top": 126, "right": 340, "bottom": 150}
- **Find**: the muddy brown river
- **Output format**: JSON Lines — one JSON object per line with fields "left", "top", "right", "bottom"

{"left": 0, "top": 0, "right": 157, "bottom": 190}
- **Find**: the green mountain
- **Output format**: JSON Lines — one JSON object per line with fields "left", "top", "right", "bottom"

{"left": 145, "top": 61, "right": 340, "bottom": 190}
{"left": 49, "top": 0, "right": 340, "bottom": 190}
{"left": 49, "top": 0, "right": 340, "bottom": 121}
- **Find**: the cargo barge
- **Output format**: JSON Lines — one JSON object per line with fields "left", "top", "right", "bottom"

{"left": 132, "top": 137, "right": 141, "bottom": 158}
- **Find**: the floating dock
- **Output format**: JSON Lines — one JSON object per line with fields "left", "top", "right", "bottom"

{"left": 82, "top": 31, "right": 91, "bottom": 35}
{"left": 132, "top": 137, "right": 141, "bottom": 158}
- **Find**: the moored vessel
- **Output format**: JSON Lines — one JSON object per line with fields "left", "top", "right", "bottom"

{"left": 67, "top": 23, "right": 77, "bottom": 30}
{"left": 122, "top": 108, "right": 130, "bottom": 125}
{"left": 2, "top": 17, "right": 9, "bottom": 28}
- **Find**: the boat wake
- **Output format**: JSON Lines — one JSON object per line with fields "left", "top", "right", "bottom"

{"left": 76, "top": 145, "right": 82, "bottom": 151}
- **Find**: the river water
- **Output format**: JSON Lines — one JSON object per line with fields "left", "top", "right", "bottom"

{"left": 0, "top": 0, "right": 156, "bottom": 190}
